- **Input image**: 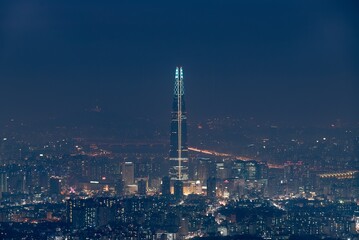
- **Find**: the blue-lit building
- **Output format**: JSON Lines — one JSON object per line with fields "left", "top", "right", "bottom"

{"left": 169, "top": 67, "right": 189, "bottom": 181}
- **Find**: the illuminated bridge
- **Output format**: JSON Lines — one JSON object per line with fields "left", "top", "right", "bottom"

{"left": 188, "top": 147, "right": 285, "bottom": 168}
{"left": 318, "top": 171, "right": 358, "bottom": 179}
{"left": 188, "top": 147, "right": 252, "bottom": 161}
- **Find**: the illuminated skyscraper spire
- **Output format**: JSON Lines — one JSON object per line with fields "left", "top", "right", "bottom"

{"left": 169, "top": 66, "right": 188, "bottom": 180}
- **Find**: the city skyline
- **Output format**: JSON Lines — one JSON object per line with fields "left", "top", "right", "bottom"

{"left": 0, "top": 1, "right": 358, "bottom": 239}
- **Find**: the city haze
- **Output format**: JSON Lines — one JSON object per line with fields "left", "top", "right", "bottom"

{"left": 0, "top": 1, "right": 358, "bottom": 126}
{"left": 0, "top": 1, "right": 359, "bottom": 239}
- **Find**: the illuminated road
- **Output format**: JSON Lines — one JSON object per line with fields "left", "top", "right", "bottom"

{"left": 188, "top": 147, "right": 252, "bottom": 161}
{"left": 188, "top": 147, "right": 284, "bottom": 168}
{"left": 318, "top": 170, "right": 358, "bottom": 179}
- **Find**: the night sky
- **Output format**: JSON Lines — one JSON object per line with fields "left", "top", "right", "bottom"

{"left": 0, "top": 1, "right": 358, "bottom": 126}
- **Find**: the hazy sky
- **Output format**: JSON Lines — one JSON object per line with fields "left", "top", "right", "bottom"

{"left": 0, "top": 0, "right": 358, "bottom": 126}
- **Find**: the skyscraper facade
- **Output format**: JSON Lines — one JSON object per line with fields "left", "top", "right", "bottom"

{"left": 174, "top": 180, "right": 184, "bottom": 200}
{"left": 169, "top": 67, "right": 189, "bottom": 181}
{"left": 161, "top": 176, "right": 171, "bottom": 196}
{"left": 0, "top": 171, "right": 8, "bottom": 199}
{"left": 121, "top": 162, "right": 134, "bottom": 186}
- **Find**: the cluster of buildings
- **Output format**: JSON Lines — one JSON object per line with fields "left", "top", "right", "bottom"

{"left": 0, "top": 67, "right": 358, "bottom": 239}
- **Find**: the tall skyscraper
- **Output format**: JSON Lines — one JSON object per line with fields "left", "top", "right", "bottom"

{"left": 0, "top": 171, "right": 8, "bottom": 199}
{"left": 49, "top": 176, "right": 62, "bottom": 195}
{"left": 161, "top": 176, "right": 171, "bottom": 196}
{"left": 174, "top": 180, "right": 184, "bottom": 200}
{"left": 121, "top": 162, "right": 134, "bottom": 186}
{"left": 169, "top": 67, "right": 189, "bottom": 181}
{"left": 207, "top": 177, "right": 217, "bottom": 198}
{"left": 197, "top": 158, "right": 216, "bottom": 184}
{"left": 137, "top": 179, "right": 147, "bottom": 195}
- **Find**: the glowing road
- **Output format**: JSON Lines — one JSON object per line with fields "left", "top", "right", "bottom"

{"left": 188, "top": 147, "right": 252, "bottom": 161}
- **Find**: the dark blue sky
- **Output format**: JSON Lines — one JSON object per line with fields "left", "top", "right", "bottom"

{"left": 0, "top": 0, "right": 358, "bottom": 126}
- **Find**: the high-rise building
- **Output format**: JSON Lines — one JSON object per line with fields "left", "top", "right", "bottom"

{"left": 115, "top": 177, "right": 125, "bottom": 196}
{"left": 121, "top": 162, "right": 134, "bottom": 186}
{"left": 161, "top": 176, "right": 171, "bottom": 196}
{"left": 137, "top": 179, "right": 147, "bottom": 195}
{"left": 0, "top": 171, "right": 8, "bottom": 198}
{"left": 245, "top": 161, "right": 258, "bottom": 180}
{"left": 49, "top": 176, "right": 62, "bottom": 195}
{"left": 207, "top": 177, "right": 216, "bottom": 198}
{"left": 283, "top": 161, "right": 306, "bottom": 194}
{"left": 232, "top": 160, "right": 266, "bottom": 180}
{"left": 169, "top": 67, "right": 189, "bottom": 180}
{"left": 174, "top": 180, "right": 184, "bottom": 200}
{"left": 197, "top": 158, "right": 216, "bottom": 184}
{"left": 66, "top": 199, "right": 97, "bottom": 228}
